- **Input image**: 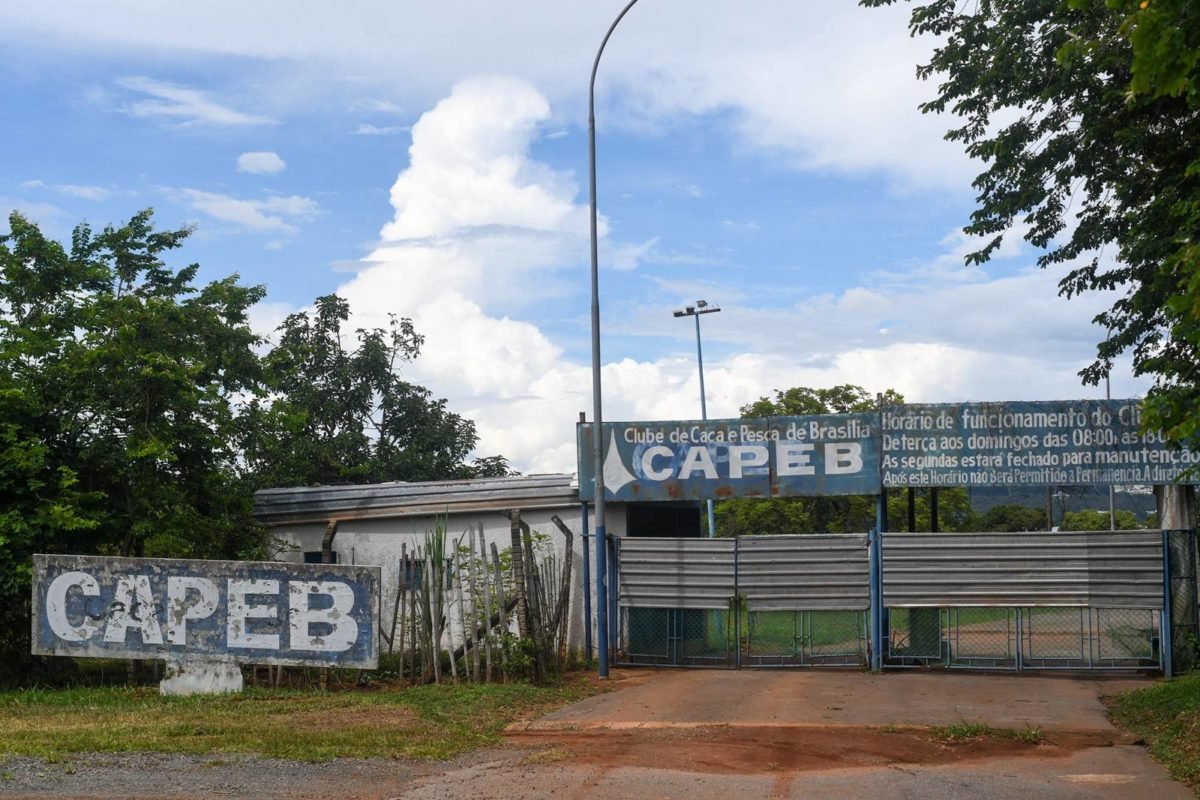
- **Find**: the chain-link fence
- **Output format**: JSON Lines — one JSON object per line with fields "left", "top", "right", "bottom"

{"left": 616, "top": 607, "right": 735, "bottom": 667}
{"left": 1167, "top": 530, "right": 1199, "bottom": 674}
{"left": 743, "top": 609, "right": 867, "bottom": 667}
{"left": 887, "top": 606, "right": 1162, "bottom": 669}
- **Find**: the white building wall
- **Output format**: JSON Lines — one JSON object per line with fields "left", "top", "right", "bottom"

{"left": 270, "top": 504, "right": 627, "bottom": 657}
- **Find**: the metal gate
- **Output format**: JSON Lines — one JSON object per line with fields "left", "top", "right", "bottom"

{"left": 612, "top": 530, "right": 1169, "bottom": 672}
{"left": 615, "top": 538, "right": 736, "bottom": 667}
{"left": 882, "top": 531, "right": 1165, "bottom": 670}
{"left": 614, "top": 534, "right": 869, "bottom": 668}
{"left": 739, "top": 535, "right": 868, "bottom": 667}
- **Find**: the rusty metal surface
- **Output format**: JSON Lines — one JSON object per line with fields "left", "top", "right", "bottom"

{"left": 881, "top": 531, "right": 1164, "bottom": 608}
{"left": 31, "top": 554, "right": 380, "bottom": 668}
{"left": 738, "top": 534, "right": 870, "bottom": 611}
{"left": 578, "top": 415, "right": 878, "bottom": 502}
{"left": 252, "top": 473, "right": 578, "bottom": 525}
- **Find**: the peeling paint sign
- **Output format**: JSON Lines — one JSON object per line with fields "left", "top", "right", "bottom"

{"left": 31, "top": 555, "right": 379, "bottom": 668}
{"left": 578, "top": 415, "right": 879, "bottom": 501}
{"left": 881, "top": 400, "right": 1200, "bottom": 488}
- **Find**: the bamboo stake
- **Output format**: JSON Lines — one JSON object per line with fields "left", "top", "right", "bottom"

{"left": 453, "top": 542, "right": 469, "bottom": 683}
{"left": 425, "top": 551, "right": 440, "bottom": 684}
{"left": 444, "top": 554, "right": 459, "bottom": 685}
{"left": 397, "top": 545, "right": 408, "bottom": 667}
{"left": 477, "top": 525, "right": 493, "bottom": 682}
{"left": 523, "top": 527, "right": 547, "bottom": 681}
{"left": 490, "top": 541, "right": 509, "bottom": 675}
{"left": 551, "top": 515, "right": 574, "bottom": 664}
{"left": 388, "top": 543, "right": 407, "bottom": 656}
{"left": 410, "top": 545, "right": 421, "bottom": 684}
{"left": 466, "top": 528, "right": 481, "bottom": 682}
{"left": 509, "top": 510, "right": 529, "bottom": 638}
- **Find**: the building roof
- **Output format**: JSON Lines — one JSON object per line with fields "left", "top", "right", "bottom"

{"left": 252, "top": 473, "right": 580, "bottom": 526}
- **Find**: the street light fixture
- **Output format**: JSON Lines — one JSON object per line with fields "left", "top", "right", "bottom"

{"left": 674, "top": 300, "right": 721, "bottom": 538}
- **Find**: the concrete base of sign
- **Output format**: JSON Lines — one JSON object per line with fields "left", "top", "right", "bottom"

{"left": 160, "top": 658, "right": 244, "bottom": 696}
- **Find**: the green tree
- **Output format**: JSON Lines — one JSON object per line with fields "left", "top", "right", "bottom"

{"left": 714, "top": 385, "right": 894, "bottom": 536}
{"left": 978, "top": 503, "right": 1051, "bottom": 532}
{"left": 1061, "top": 508, "right": 1141, "bottom": 531}
{"left": 240, "top": 294, "right": 507, "bottom": 488}
{"left": 741, "top": 385, "right": 903, "bottom": 417}
{"left": 886, "top": 488, "right": 979, "bottom": 533}
{"left": 0, "top": 210, "right": 267, "bottom": 676}
{"left": 864, "top": 0, "right": 1200, "bottom": 450}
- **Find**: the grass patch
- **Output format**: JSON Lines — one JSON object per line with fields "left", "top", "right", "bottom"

{"left": 928, "top": 721, "right": 1042, "bottom": 744}
{"left": 929, "top": 721, "right": 992, "bottom": 741}
{"left": 1108, "top": 672, "right": 1200, "bottom": 792}
{"left": 0, "top": 675, "right": 605, "bottom": 762}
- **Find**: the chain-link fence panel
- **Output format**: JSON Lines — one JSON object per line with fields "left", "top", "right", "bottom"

{"left": 743, "top": 610, "right": 866, "bottom": 667}
{"left": 1022, "top": 607, "right": 1090, "bottom": 666}
{"left": 887, "top": 608, "right": 942, "bottom": 663}
{"left": 1167, "top": 530, "right": 1199, "bottom": 674}
{"left": 947, "top": 608, "right": 1017, "bottom": 668}
{"left": 1092, "top": 608, "right": 1161, "bottom": 668}
{"left": 616, "top": 607, "right": 734, "bottom": 667}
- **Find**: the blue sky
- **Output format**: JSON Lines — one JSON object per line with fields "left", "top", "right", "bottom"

{"left": 0, "top": 1, "right": 1143, "bottom": 473}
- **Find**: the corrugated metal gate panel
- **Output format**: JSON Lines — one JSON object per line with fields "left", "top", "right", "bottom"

{"left": 882, "top": 531, "right": 1164, "bottom": 608}
{"left": 738, "top": 535, "right": 870, "bottom": 610}
{"left": 617, "top": 538, "right": 735, "bottom": 610}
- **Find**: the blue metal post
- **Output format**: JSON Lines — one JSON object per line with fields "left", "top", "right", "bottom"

{"left": 874, "top": 492, "right": 889, "bottom": 670}
{"left": 595, "top": 518, "right": 608, "bottom": 674}
{"left": 868, "top": 526, "right": 881, "bottom": 670}
{"left": 608, "top": 534, "right": 620, "bottom": 664}
{"left": 1163, "top": 529, "right": 1175, "bottom": 678}
{"left": 581, "top": 502, "right": 593, "bottom": 658}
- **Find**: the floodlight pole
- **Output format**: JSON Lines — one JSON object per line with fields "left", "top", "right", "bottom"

{"left": 589, "top": 0, "right": 641, "bottom": 680}
{"left": 674, "top": 301, "right": 722, "bottom": 537}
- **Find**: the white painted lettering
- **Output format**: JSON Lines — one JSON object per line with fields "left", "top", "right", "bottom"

{"left": 775, "top": 441, "right": 816, "bottom": 476}
{"left": 165, "top": 576, "right": 219, "bottom": 646}
{"left": 640, "top": 445, "right": 674, "bottom": 481}
{"left": 227, "top": 579, "right": 280, "bottom": 649}
{"left": 104, "top": 575, "right": 163, "bottom": 645}
{"left": 825, "top": 443, "right": 864, "bottom": 475}
{"left": 678, "top": 446, "right": 718, "bottom": 479}
{"left": 728, "top": 445, "right": 769, "bottom": 478}
{"left": 46, "top": 571, "right": 101, "bottom": 642}
{"left": 288, "top": 581, "right": 358, "bottom": 652}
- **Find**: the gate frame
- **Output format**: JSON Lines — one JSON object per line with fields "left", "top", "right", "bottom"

{"left": 611, "top": 529, "right": 1173, "bottom": 674}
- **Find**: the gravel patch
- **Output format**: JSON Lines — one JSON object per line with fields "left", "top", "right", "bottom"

{"left": 0, "top": 750, "right": 495, "bottom": 799}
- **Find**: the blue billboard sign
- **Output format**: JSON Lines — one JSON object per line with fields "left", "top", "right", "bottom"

{"left": 578, "top": 414, "right": 879, "bottom": 501}
{"left": 881, "top": 400, "right": 1200, "bottom": 488}
{"left": 32, "top": 555, "right": 380, "bottom": 668}
{"left": 578, "top": 400, "right": 1198, "bottom": 502}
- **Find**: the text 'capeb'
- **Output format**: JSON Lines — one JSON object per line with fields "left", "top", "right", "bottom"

{"left": 31, "top": 555, "right": 380, "bottom": 669}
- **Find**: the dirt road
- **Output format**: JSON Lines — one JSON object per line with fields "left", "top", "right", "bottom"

{"left": 0, "top": 669, "right": 1189, "bottom": 799}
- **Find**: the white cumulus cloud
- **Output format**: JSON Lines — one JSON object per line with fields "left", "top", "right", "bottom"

{"left": 225, "top": 79, "right": 1142, "bottom": 475}
{"left": 236, "top": 151, "right": 286, "bottom": 175}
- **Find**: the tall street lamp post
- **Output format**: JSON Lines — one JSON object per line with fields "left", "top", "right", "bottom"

{"left": 588, "top": 0, "right": 641, "bottom": 680}
{"left": 674, "top": 300, "right": 721, "bottom": 538}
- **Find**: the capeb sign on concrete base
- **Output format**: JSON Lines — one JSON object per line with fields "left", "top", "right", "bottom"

{"left": 31, "top": 554, "right": 380, "bottom": 669}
